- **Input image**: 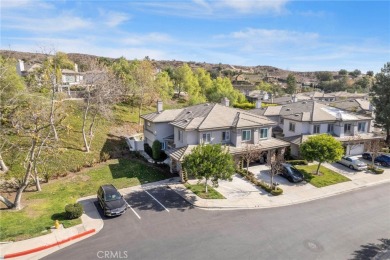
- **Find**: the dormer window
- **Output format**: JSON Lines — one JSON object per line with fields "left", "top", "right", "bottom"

{"left": 358, "top": 122, "right": 366, "bottom": 132}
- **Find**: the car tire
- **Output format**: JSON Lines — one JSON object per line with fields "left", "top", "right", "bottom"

{"left": 349, "top": 165, "right": 354, "bottom": 170}
{"left": 381, "top": 162, "right": 388, "bottom": 167}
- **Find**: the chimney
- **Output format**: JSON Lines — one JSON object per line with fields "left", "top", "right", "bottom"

{"left": 74, "top": 63, "right": 78, "bottom": 72}
{"left": 16, "top": 59, "right": 25, "bottom": 75}
{"left": 255, "top": 98, "right": 262, "bottom": 109}
{"left": 310, "top": 94, "right": 315, "bottom": 100}
{"left": 263, "top": 92, "right": 269, "bottom": 100}
{"left": 157, "top": 100, "right": 163, "bottom": 113}
{"left": 221, "top": 97, "right": 230, "bottom": 107}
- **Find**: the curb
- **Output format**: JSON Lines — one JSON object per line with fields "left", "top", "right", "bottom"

{"left": 1, "top": 229, "right": 95, "bottom": 259}
{"left": 170, "top": 178, "right": 390, "bottom": 210}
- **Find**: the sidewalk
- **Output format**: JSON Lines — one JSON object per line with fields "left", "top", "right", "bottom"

{"left": 169, "top": 167, "right": 390, "bottom": 209}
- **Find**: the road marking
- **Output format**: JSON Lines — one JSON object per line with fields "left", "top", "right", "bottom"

{"left": 126, "top": 202, "right": 141, "bottom": 219}
{"left": 144, "top": 189, "right": 170, "bottom": 212}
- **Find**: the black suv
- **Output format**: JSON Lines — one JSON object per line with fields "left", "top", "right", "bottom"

{"left": 97, "top": 184, "right": 127, "bottom": 216}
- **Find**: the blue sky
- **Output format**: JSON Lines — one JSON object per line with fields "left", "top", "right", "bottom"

{"left": 1, "top": 0, "right": 389, "bottom": 72}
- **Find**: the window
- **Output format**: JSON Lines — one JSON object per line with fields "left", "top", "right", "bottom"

{"left": 280, "top": 118, "right": 284, "bottom": 124}
{"left": 242, "top": 130, "right": 251, "bottom": 141}
{"left": 313, "top": 124, "right": 320, "bottom": 134}
{"left": 222, "top": 131, "right": 230, "bottom": 141}
{"left": 178, "top": 130, "right": 183, "bottom": 141}
{"left": 327, "top": 124, "right": 334, "bottom": 133}
{"left": 289, "top": 122, "right": 295, "bottom": 132}
{"left": 344, "top": 124, "right": 352, "bottom": 134}
{"left": 147, "top": 121, "right": 151, "bottom": 127}
{"left": 260, "top": 128, "right": 268, "bottom": 139}
{"left": 202, "top": 133, "right": 211, "bottom": 143}
{"left": 358, "top": 122, "right": 366, "bottom": 132}
{"left": 161, "top": 142, "right": 166, "bottom": 150}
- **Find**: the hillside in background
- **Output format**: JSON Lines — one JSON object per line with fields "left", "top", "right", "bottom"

{"left": 0, "top": 50, "right": 331, "bottom": 85}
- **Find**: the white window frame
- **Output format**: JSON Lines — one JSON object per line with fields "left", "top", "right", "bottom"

{"left": 222, "top": 131, "right": 230, "bottom": 142}
{"left": 289, "top": 122, "right": 295, "bottom": 132}
{"left": 259, "top": 128, "right": 268, "bottom": 139}
{"left": 178, "top": 130, "right": 183, "bottom": 142}
{"left": 313, "top": 124, "right": 320, "bottom": 134}
{"left": 202, "top": 133, "right": 211, "bottom": 144}
{"left": 358, "top": 122, "right": 366, "bottom": 133}
{"left": 242, "top": 130, "right": 251, "bottom": 141}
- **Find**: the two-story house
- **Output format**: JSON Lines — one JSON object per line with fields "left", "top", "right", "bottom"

{"left": 141, "top": 99, "right": 290, "bottom": 179}
{"left": 250, "top": 100, "right": 383, "bottom": 158}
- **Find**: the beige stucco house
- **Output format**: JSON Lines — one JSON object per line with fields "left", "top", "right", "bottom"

{"left": 141, "top": 99, "right": 289, "bottom": 180}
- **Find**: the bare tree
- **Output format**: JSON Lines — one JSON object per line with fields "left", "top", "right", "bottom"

{"left": 269, "top": 151, "right": 285, "bottom": 190}
{"left": 241, "top": 144, "right": 262, "bottom": 172}
{"left": 81, "top": 61, "right": 123, "bottom": 152}
{"left": 366, "top": 138, "right": 386, "bottom": 167}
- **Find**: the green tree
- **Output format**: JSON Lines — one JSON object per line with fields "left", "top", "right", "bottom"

{"left": 371, "top": 62, "right": 390, "bottom": 143}
{"left": 315, "top": 71, "right": 333, "bottom": 82}
{"left": 349, "top": 69, "right": 361, "bottom": 77}
{"left": 195, "top": 68, "right": 213, "bottom": 96}
{"left": 182, "top": 144, "right": 235, "bottom": 193}
{"left": 285, "top": 73, "right": 297, "bottom": 94}
{"left": 300, "top": 134, "right": 344, "bottom": 175}
{"left": 155, "top": 71, "right": 174, "bottom": 101}
{"left": 339, "top": 69, "right": 348, "bottom": 76}
{"left": 206, "top": 77, "right": 245, "bottom": 105}
{"left": 256, "top": 80, "right": 272, "bottom": 92}
{"left": 366, "top": 71, "right": 374, "bottom": 77}
{"left": 152, "top": 140, "right": 162, "bottom": 160}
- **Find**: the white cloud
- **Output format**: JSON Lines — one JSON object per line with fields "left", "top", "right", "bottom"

{"left": 2, "top": 13, "right": 92, "bottom": 32}
{"left": 99, "top": 10, "right": 131, "bottom": 27}
{"left": 1, "top": 0, "right": 53, "bottom": 9}
{"left": 217, "top": 0, "right": 289, "bottom": 13}
{"left": 122, "top": 33, "right": 173, "bottom": 46}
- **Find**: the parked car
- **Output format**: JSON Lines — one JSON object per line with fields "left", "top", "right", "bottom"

{"left": 97, "top": 184, "right": 127, "bottom": 217}
{"left": 338, "top": 156, "right": 367, "bottom": 171}
{"left": 280, "top": 163, "right": 304, "bottom": 183}
{"left": 362, "top": 153, "right": 390, "bottom": 167}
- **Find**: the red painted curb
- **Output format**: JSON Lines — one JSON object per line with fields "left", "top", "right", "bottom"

{"left": 3, "top": 229, "right": 95, "bottom": 259}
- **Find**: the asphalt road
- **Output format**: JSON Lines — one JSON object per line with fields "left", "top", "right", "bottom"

{"left": 44, "top": 183, "right": 390, "bottom": 260}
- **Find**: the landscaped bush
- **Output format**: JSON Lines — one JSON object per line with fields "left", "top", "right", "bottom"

{"left": 236, "top": 168, "right": 283, "bottom": 196}
{"left": 286, "top": 160, "right": 308, "bottom": 165}
{"left": 64, "top": 203, "right": 84, "bottom": 220}
{"left": 152, "top": 140, "right": 162, "bottom": 160}
{"left": 233, "top": 102, "right": 255, "bottom": 110}
{"left": 367, "top": 165, "right": 384, "bottom": 174}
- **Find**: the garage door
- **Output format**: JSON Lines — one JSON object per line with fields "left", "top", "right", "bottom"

{"left": 347, "top": 144, "right": 365, "bottom": 156}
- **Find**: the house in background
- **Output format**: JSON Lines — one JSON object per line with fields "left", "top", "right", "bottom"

{"left": 141, "top": 99, "right": 289, "bottom": 180}
{"left": 250, "top": 99, "right": 383, "bottom": 158}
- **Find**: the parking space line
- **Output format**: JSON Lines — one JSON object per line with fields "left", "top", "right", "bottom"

{"left": 126, "top": 202, "right": 141, "bottom": 219}
{"left": 144, "top": 189, "right": 170, "bottom": 212}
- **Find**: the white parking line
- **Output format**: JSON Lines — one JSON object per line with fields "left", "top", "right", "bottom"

{"left": 144, "top": 189, "right": 170, "bottom": 212}
{"left": 126, "top": 202, "right": 141, "bottom": 219}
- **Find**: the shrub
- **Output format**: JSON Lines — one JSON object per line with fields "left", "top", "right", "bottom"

{"left": 368, "top": 165, "right": 384, "bottom": 174}
{"left": 100, "top": 152, "right": 110, "bottom": 162}
{"left": 233, "top": 102, "right": 255, "bottom": 110}
{"left": 270, "top": 188, "right": 283, "bottom": 196}
{"left": 286, "top": 160, "right": 308, "bottom": 165}
{"left": 64, "top": 203, "right": 83, "bottom": 220}
{"left": 152, "top": 140, "right": 162, "bottom": 160}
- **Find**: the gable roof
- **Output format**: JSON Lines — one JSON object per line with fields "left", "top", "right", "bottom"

{"left": 250, "top": 100, "right": 372, "bottom": 122}
{"left": 142, "top": 103, "right": 276, "bottom": 130}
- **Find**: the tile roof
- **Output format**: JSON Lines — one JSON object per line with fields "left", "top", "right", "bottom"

{"left": 142, "top": 103, "right": 276, "bottom": 130}
{"left": 227, "top": 138, "right": 290, "bottom": 155}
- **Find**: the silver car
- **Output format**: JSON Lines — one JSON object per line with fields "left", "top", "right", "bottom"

{"left": 338, "top": 156, "right": 368, "bottom": 171}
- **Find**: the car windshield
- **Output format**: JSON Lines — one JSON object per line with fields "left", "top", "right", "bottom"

{"left": 288, "top": 167, "right": 302, "bottom": 177}
{"left": 105, "top": 191, "right": 121, "bottom": 201}
{"left": 352, "top": 159, "right": 365, "bottom": 164}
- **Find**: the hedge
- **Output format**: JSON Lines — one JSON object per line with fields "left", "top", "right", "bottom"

{"left": 286, "top": 160, "right": 308, "bottom": 166}
{"left": 65, "top": 203, "right": 84, "bottom": 220}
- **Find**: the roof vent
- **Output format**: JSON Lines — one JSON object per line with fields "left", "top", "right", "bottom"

{"left": 186, "top": 111, "right": 192, "bottom": 114}
{"left": 302, "top": 101, "right": 307, "bottom": 104}
{"left": 286, "top": 108, "right": 291, "bottom": 111}
{"left": 204, "top": 103, "right": 210, "bottom": 106}
{"left": 294, "top": 114, "right": 300, "bottom": 116}
{"left": 184, "top": 119, "right": 189, "bottom": 123}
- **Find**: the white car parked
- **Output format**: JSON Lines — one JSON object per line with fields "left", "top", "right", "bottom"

{"left": 338, "top": 156, "right": 368, "bottom": 171}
